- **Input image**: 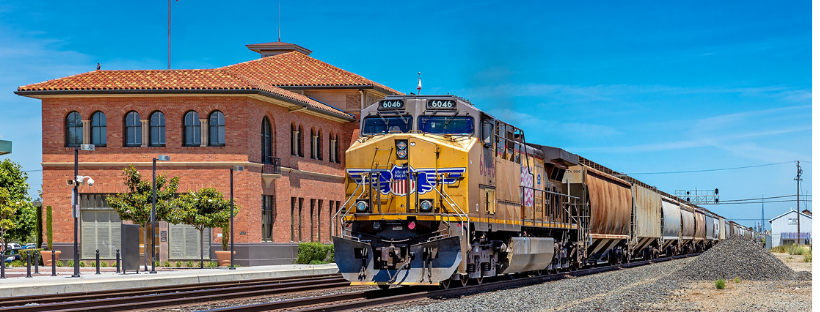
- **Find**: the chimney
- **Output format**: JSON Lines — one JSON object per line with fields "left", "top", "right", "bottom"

{"left": 246, "top": 41, "right": 312, "bottom": 58}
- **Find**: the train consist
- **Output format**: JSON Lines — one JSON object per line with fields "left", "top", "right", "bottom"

{"left": 332, "top": 95, "right": 762, "bottom": 288}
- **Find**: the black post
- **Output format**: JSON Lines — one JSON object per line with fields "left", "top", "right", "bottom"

{"left": 1, "top": 254, "right": 5, "bottom": 279}
{"left": 115, "top": 249, "right": 120, "bottom": 274}
{"left": 34, "top": 250, "right": 39, "bottom": 274}
{"left": 151, "top": 158, "right": 157, "bottom": 274}
{"left": 26, "top": 252, "right": 32, "bottom": 278}
{"left": 95, "top": 249, "right": 100, "bottom": 275}
{"left": 72, "top": 147, "right": 80, "bottom": 277}
{"left": 51, "top": 251, "right": 56, "bottom": 276}
{"left": 230, "top": 167, "right": 235, "bottom": 270}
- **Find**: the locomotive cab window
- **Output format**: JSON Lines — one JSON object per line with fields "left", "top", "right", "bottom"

{"left": 362, "top": 115, "right": 412, "bottom": 135}
{"left": 418, "top": 116, "right": 474, "bottom": 135}
{"left": 481, "top": 119, "right": 494, "bottom": 148}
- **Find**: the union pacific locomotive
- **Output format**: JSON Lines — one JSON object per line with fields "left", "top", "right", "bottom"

{"left": 332, "top": 95, "right": 761, "bottom": 288}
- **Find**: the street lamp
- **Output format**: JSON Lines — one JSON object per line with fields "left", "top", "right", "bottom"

{"left": 150, "top": 155, "right": 171, "bottom": 274}
{"left": 72, "top": 144, "right": 94, "bottom": 278}
{"left": 229, "top": 165, "right": 244, "bottom": 270}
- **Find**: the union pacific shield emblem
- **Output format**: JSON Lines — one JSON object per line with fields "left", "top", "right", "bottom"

{"left": 347, "top": 165, "right": 465, "bottom": 196}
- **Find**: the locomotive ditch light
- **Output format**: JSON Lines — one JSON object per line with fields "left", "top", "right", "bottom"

{"left": 396, "top": 140, "right": 408, "bottom": 160}
{"left": 355, "top": 200, "right": 370, "bottom": 213}
{"left": 420, "top": 199, "right": 433, "bottom": 212}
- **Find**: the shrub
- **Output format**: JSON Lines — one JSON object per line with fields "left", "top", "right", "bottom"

{"left": 296, "top": 242, "right": 334, "bottom": 264}
{"left": 154, "top": 260, "right": 160, "bottom": 268}
{"left": 79, "top": 261, "right": 86, "bottom": 267}
{"left": 66, "top": 260, "right": 74, "bottom": 267}
{"left": 715, "top": 279, "right": 725, "bottom": 289}
{"left": 10, "top": 260, "right": 22, "bottom": 267}
{"left": 206, "top": 261, "right": 217, "bottom": 268}
{"left": 789, "top": 245, "right": 810, "bottom": 256}
{"left": 733, "top": 277, "right": 740, "bottom": 283}
{"left": 56, "top": 260, "right": 64, "bottom": 267}
{"left": 175, "top": 261, "right": 183, "bottom": 267}
{"left": 804, "top": 253, "right": 812, "bottom": 263}
{"left": 46, "top": 206, "right": 53, "bottom": 250}
{"left": 90, "top": 261, "right": 96, "bottom": 268}
{"left": 163, "top": 261, "right": 171, "bottom": 268}
{"left": 185, "top": 260, "right": 194, "bottom": 268}
{"left": 101, "top": 261, "right": 109, "bottom": 267}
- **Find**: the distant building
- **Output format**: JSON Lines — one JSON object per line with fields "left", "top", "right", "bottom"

{"left": 0, "top": 139, "right": 10, "bottom": 155}
{"left": 768, "top": 209, "right": 812, "bottom": 247}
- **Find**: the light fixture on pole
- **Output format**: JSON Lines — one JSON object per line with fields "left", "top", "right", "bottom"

{"left": 229, "top": 165, "right": 244, "bottom": 270}
{"left": 72, "top": 144, "right": 94, "bottom": 278}
{"left": 150, "top": 155, "right": 171, "bottom": 274}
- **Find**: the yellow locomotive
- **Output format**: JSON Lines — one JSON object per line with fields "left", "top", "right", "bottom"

{"left": 332, "top": 95, "right": 582, "bottom": 288}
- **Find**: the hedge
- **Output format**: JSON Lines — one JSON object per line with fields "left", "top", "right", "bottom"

{"left": 296, "top": 242, "right": 334, "bottom": 264}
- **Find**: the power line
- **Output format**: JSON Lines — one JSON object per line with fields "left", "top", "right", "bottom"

{"left": 719, "top": 194, "right": 810, "bottom": 203}
{"left": 716, "top": 199, "right": 811, "bottom": 205}
{"left": 628, "top": 161, "right": 795, "bottom": 175}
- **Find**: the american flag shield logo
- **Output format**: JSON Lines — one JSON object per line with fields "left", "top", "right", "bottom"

{"left": 390, "top": 178, "right": 416, "bottom": 196}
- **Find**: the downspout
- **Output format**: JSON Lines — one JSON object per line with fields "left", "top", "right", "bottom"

{"left": 360, "top": 89, "right": 365, "bottom": 110}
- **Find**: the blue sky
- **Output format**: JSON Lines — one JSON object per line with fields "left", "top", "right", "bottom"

{"left": 0, "top": 1, "right": 811, "bottom": 230}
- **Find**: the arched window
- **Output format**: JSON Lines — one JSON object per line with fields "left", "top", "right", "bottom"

{"left": 261, "top": 117, "right": 272, "bottom": 164}
{"left": 291, "top": 124, "right": 303, "bottom": 157}
{"left": 149, "top": 111, "right": 165, "bottom": 147}
{"left": 329, "top": 133, "right": 338, "bottom": 163}
{"left": 310, "top": 128, "right": 317, "bottom": 159}
{"left": 183, "top": 111, "right": 201, "bottom": 146}
{"left": 124, "top": 111, "right": 141, "bottom": 147}
{"left": 208, "top": 110, "right": 225, "bottom": 146}
{"left": 316, "top": 130, "right": 323, "bottom": 161}
{"left": 90, "top": 111, "right": 106, "bottom": 146}
{"left": 65, "top": 111, "right": 82, "bottom": 147}
{"left": 298, "top": 125, "right": 304, "bottom": 157}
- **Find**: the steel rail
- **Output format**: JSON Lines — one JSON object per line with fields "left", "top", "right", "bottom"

{"left": 0, "top": 273, "right": 342, "bottom": 306}
{"left": 206, "top": 253, "right": 701, "bottom": 312}
{"left": 0, "top": 276, "right": 349, "bottom": 312}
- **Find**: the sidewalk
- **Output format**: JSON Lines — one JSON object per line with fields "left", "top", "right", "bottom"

{"left": 0, "top": 263, "right": 339, "bottom": 297}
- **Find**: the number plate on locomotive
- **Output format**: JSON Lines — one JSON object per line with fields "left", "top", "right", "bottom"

{"left": 378, "top": 99, "right": 405, "bottom": 110}
{"left": 392, "top": 225, "right": 403, "bottom": 231}
{"left": 426, "top": 99, "right": 457, "bottom": 110}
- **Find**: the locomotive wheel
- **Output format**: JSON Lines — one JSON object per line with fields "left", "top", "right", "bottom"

{"left": 459, "top": 274, "right": 469, "bottom": 287}
{"left": 378, "top": 284, "right": 391, "bottom": 290}
{"left": 440, "top": 279, "right": 451, "bottom": 289}
{"left": 474, "top": 276, "right": 484, "bottom": 285}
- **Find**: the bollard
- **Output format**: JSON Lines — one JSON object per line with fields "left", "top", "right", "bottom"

{"left": 95, "top": 249, "right": 100, "bottom": 275}
{"left": 26, "top": 252, "right": 32, "bottom": 278}
{"left": 51, "top": 251, "right": 56, "bottom": 276}
{"left": 1, "top": 254, "right": 5, "bottom": 279}
{"left": 34, "top": 251, "right": 39, "bottom": 274}
{"left": 115, "top": 249, "right": 120, "bottom": 274}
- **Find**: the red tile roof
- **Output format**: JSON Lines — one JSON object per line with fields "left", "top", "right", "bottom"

{"left": 17, "top": 50, "right": 403, "bottom": 120}
{"left": 221, "top": 52, "right": 401, "bottom": 95}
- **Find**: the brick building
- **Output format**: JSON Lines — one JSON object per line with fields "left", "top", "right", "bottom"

{"left": 16, "top": 42, "right": 400, "bottom": 265}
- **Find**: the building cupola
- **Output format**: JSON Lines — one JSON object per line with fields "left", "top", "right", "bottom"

{"left": 246, "top": 41, "right": 312, "bottom": 57}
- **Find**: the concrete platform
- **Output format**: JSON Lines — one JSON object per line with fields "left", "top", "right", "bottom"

{"left": 0, "top": 263, "right": 339, "bottom": 298}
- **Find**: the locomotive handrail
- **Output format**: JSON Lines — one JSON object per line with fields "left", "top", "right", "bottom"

{"left": 333, "top": 178, "right": 365, "bottom": 237}
{"left": 431, "top": 183, "right": 469, "bottom": 242}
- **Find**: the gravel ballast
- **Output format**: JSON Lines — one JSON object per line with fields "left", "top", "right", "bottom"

{"left": 672, "top": 236, "right": 803, "bottom": 281}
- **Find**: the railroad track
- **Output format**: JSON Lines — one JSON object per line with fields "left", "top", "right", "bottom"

{"left": 206, "top": 253, "right": 700, "bottom": 312}
{"left": 0, "top": 274, "right": 349, "bottom": 312}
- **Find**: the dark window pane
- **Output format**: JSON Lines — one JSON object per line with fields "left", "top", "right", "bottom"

{"left": 150, "top": 112, "right": 166, "bottom": 146}
{"left": 417, "top": 116, "right": 474, "bottom": 135}
{"left": 362, "top": 116, "right": 412, "bottom": 135}
{"left": 91, "top": 112, "right": 107, "bottom": 146}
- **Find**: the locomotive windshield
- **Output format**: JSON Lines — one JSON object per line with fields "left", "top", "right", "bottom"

{"left": 362, "top": 115, "right": 412, "bottom": 135}
{"left": 418, "top": 116, "right": 474, "bottom": 135}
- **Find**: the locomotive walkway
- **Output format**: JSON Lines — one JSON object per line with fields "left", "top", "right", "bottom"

{"left": 0, "top": 263, "right": 339, "bottom": 297}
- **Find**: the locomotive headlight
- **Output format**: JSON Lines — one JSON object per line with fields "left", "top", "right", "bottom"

{"left": 420, "top": 200, "right": 433, "bottom": 212}
{"left": 395, "top": 140, "right": 408, "bottom": 160}
{"left": 355, "top": 200, "right": 369, "bottom": 213}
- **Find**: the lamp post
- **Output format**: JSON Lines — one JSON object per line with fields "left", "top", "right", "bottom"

{"left": 150, "top": 155, "right": 171, "bottom": 274}
{"left": 229, "top": 165, "right": 244, "bottom": 270}
{"left": 72, "top": 144, "right": 94, "bottom": 278}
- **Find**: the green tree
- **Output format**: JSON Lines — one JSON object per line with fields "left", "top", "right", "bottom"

{"left": 0, "top": 188, "right": 26, "bottom": 253}
{"left": 168, "top": 188, "right": 238, "bottom": 268}
{"left": 106, "top": 165, "right": 179, "bottom": 270}
{"left": 0, "top": 160, "right": 34, "bottom": 244}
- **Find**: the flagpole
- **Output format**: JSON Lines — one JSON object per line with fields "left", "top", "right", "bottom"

{"left": 168, "top": 0, "right": 171, "bottom": 70}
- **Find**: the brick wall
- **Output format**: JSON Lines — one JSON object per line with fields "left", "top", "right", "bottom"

{"left": 41, "top": 94, "right": 356, "bottom": 246}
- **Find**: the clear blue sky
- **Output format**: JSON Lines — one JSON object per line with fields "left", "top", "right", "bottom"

{"left": 0, "top": 1, "right": 811, "bottom": 230}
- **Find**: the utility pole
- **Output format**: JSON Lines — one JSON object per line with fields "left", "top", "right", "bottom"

{"left": 796, "top": 161, "right": 802, "bottom": 244}
{"left": 761, "top": 194, "right": 764, "bottom": 232}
